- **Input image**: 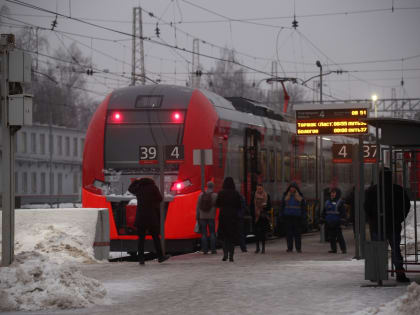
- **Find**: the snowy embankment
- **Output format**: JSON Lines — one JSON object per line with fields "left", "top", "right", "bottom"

{"left": 0, "top": 210, "right": 108, "bottom": 312}
{"left": 353, "top": 282, "right": 420, "bottom": 315}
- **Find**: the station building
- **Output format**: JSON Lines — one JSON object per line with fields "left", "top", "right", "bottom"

{"left": 0, "top": 124, "right": 85, "bottom": 206}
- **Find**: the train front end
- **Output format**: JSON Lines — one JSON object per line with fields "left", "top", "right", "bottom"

{"left": 82, "top": 85, "right": 218, "bottom": 252}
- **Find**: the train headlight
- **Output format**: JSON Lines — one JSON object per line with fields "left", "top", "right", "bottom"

{"left": 170, "top": 179, "right": 192, "bottom": 193}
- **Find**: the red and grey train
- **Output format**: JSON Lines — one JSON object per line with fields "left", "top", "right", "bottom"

{"left": 82, "top": 84, "right": 359, "bottom": 252}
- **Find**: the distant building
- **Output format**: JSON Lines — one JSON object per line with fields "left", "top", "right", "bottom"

{"left": 0, "top": 124, "right": 85, "bottom": 206}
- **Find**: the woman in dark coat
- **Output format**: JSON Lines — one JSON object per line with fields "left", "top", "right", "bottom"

{"left": 128, "top": 178, "right": 169, "bottom": 265}
{"left": 216, "top": 177, "right": 242, "bottom": 262}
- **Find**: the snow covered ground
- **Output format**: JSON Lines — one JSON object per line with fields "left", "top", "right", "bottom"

{"left": 1, "top": 202, "right": 419, "bottom": 314}
{"left": 1, "top": 227, "right": 419, "bottom": 315}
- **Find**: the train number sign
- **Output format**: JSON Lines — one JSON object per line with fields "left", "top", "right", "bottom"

{"left": 363, "top": 144, "right": 377, "bottom": 163}
{"left": 332, "top": 144, "right": 353, "bottom": 163}
{"left": 139, "top": 146, "right": 158, "bottom": 164}
{"left": 165, "top": 145, "right": 184, "bottom": 163}
{"left": 332, "top": 143, "right": 377, "bottom": 164}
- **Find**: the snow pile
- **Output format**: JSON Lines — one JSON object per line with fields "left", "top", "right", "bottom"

{"left": 353, "top": 282, "right": 420, "bottom": 315}
{"left": 0, "top": 251, "right": 107, "bottom": 312}
{"left": 11, "top": 223, "right": 97, "bottom": 264}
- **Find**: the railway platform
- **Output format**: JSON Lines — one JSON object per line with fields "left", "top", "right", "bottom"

{"left": 3, "top": 228, "right": 415, "bottom": 315}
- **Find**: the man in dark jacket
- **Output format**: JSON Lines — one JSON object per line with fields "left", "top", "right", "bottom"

{"left": 323, "top": 188, "right": 347, "bottom": 254}
{"left": 280, "top": 182, "right": 306, "bottom": 253}
{"left": 364, "top": 168, "right": 411, "bottom": 282}
{"left": 128, "top": 178, "right": 170, "bottom": 265}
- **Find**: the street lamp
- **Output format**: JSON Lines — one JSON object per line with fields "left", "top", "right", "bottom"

{"left": 371, "top": 94, "right": 378, "bottom": 118}
{"left": 316, "top": 60, "right": 323, "bottom": 104}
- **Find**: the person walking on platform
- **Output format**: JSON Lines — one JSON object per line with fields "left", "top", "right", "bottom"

{"left": 128, "top": 178, "right": 170, "bottom": 265}
{"left": 196, "top": 181, "right": 218, "bottom": 254}
{"left": 323, "top": 188, "right": 347, "bottom": 254}
{"left": 280, "top": 182, "right": 306, "bottom": 253}
{"left": 216, "top": 177, "right": 242, "bottom": 262}
{"left": 364, "top": 167, "right": 411, "bottom": 283}
{"left": 253, "top": 184, "right": 271, "bottom": 254}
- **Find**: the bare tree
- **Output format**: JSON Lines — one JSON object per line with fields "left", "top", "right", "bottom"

{"left": 205, "top": 48, "right": 305, "bottom": 115}
{"left": 33, "top": 43, "right": 94, "bottom": 129}
{"left": 205, "top": 48, "right": 260, "bottom": 99}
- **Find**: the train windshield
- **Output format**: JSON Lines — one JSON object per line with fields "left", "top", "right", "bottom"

{"left": 104, "top": 109, "right": 185, "bottom": 170}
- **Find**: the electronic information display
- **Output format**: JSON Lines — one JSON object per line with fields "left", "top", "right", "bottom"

{"left": 296, "top": 107, "right": 368, "bottom": 135}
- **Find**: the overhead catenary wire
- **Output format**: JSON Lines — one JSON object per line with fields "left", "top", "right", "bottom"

{"left": 4, "top": 0, "right": 277, "bottom": 78}
{"left": 7, "top": 5, "right": 420, "bottom": 24}
{"left": 5, "top": 0, "right": 419, "bottom": 100}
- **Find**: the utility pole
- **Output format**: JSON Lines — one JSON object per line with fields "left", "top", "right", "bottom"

{"left": 131, "top": 7, "right": 146, "bottom": 85}
{"left": 1, "top": 34, "right": 33, "bottom": 266}
{"left": 191, "top": 38, "right": 201, "bottom": 89}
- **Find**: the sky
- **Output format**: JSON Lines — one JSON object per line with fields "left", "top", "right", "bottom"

{"left": 1, "top": 0, "right": 420, "bottom": 104}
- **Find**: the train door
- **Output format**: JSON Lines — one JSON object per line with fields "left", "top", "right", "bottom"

{"left": 243, "top": 128, "right": 261, "bottom": 203}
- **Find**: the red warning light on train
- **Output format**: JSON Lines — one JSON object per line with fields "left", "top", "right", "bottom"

{"left": 112, "top": 112, "right": 122, "bottom": 122}
{"left": 171, "top": 111, "right": 182, "bottom": 123}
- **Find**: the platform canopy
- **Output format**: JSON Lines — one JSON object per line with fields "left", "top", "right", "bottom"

{"left": 364, "top": 117, "right": 420, "bottom": 147}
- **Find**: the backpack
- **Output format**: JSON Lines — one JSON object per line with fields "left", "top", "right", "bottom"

{"left": 200, "top": 192, "right": 213, "bottom": 212}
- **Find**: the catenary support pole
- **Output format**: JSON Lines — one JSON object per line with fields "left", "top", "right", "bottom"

{"left": 1, "top": 38, "right": 15, "bottom": 266}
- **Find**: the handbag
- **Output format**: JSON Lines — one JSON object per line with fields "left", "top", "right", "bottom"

{"left": 194, "top": 221, "right": 200, "bottom": 233}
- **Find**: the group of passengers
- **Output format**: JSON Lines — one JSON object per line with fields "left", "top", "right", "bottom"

{"left": 195, "top": 177, "right": 347, "bottom": 262}
{"left": 128, "top": 176, "right": 348, "bottom": 264}
{"left": 129, "top": 170, "right": 411, "bottom": 283}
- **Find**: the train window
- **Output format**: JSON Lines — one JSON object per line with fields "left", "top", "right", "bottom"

{"left": 269, "top": 150, "right": 275, "bottom": 182}
{"left": 276, "top": 151, "right": 282, "bottom": 182}
{"left": 135, "top": 95, "right": 163, "bottom": 108}
{"left": 260, "top": 149, "right": 267, "bottom": 182}
{"left": 284, "top": 152, "right": 291, "bottom": 183}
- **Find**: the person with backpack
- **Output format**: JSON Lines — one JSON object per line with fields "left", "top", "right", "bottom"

{"left": 322, "top": 187, "right": 347, "bottom": 254}
{"left": 196, "top": 181, "right": 218, "bottom": 254}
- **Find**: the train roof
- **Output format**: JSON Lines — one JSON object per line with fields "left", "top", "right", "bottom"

{"left": 225, "top": 97, "right": 286, "bottom": 121}
{"left": 108, "top": 84, "right": 292, "bottom": 131}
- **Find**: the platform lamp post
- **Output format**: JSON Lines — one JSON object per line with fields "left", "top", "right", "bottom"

{"left": 315, "top": 60, "right": 326, "bottom": 242}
